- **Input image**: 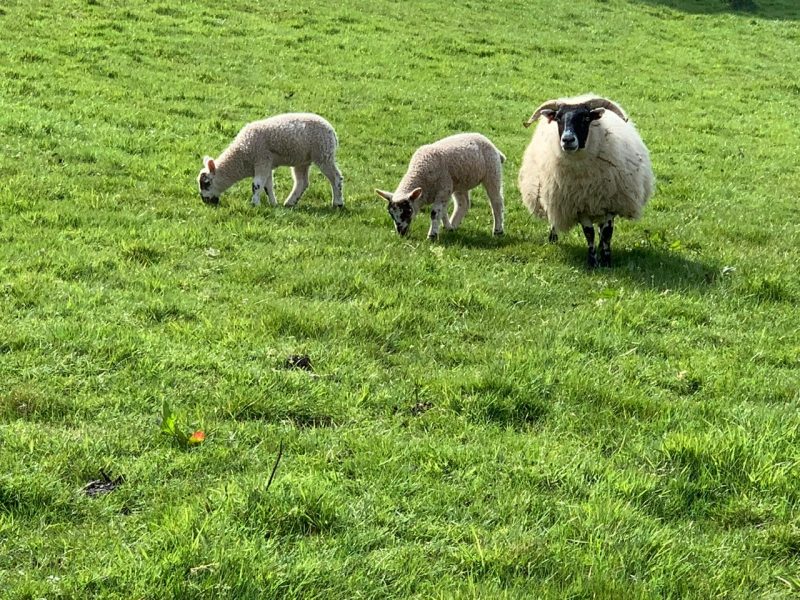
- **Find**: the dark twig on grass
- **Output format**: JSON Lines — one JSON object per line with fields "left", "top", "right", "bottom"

{"left": 83, "top": 469, "right": 125, "bottom": 497}
{"left": 265, "top": 440, "right": 284, "bottom": 492}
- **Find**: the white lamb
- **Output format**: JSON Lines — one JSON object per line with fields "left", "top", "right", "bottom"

{"left": 197, "top": 112, "right": 343, "bottom": 208}
{"left": 375, "top": 133, "right": 506, "bottom": 240}
{"left": 518, "top": 94, "right": 654, "bottom": 267}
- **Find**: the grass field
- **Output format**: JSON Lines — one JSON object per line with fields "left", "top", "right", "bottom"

{"left": 1, "top": 0, "right": 799, "bottom": 597}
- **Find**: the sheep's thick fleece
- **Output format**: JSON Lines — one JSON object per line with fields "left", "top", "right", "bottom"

{"left": 519, "top": 96, "right": 654, "bottom": 232}
{"left": 394, "top": 133, "right": 505, "bottom": 201}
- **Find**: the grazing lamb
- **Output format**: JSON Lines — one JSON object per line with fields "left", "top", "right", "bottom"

{"left": 375, "top": 133, "right": 505, "bottom": 240}
{"left": 197, "top": 112, "right": 343, "bottom": 208}
{"left": 518, "top": 94, "right": 654, "bottom": 267}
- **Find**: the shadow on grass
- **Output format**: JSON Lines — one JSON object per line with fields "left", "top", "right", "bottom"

{"left": 438, "top": 230, "right": 517, "bottom": 249}
{"left": 638, "top": 0, "right": 800, "bottom": 19}
{"left": 559, "top": 243, "right": 720, "bottom": 291}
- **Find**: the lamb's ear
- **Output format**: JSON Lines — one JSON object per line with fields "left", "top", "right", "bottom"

{"left": 589, "top": 108, "right": 606, "bottom": 120}
{"left": 375, "top": 189, "right": 394, "bottom": 203}
{"left": 204, "top": 156, "right": 216, "bottom": 175}
{"left": 408, "top": 187, "right": 423, "bottom": 201}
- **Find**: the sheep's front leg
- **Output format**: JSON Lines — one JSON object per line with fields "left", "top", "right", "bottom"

{"left": 251, "top": 180, "right": 263, "bottom": 207}
{"left": 427, "top": 193, "right": 449, "bottom": 240}
{"left": 582, "top": 220, "right": 598, "bottom": 268}
{"left": 599, "top": 217, "right": 614, "bottom": 267}
{"left": 548, "top": 226, "right": 558, "bottom": 243}
{"left": 253, "top": 165, "right": 277, "bottom": 207}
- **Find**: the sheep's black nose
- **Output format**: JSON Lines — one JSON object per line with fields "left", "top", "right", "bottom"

{"left": 560, "top": 134, "right": 579, "bottom": 152}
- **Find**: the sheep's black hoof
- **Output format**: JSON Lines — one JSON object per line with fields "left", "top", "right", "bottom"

{"left": 427, "top": 233, "right": 439, "bottom": 241}
{"left": 493, "top": 229, "right": 504, "bottom": 237}
{"left": 587, "top": 254, "right": 598, "bottom": 269}
{"left": 548, "top": 229, "right": 558, "bottom": 244}
{"left": 600, "top": 254, "right": 612, "bottom": 268}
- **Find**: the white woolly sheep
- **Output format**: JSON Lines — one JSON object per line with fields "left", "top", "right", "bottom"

{"left": 375, "top": 133, "right": 506, "bottom": 240}
{"left": 197, "top": 112, "right": 343, "bottom": 208}
{"left": 518, "top": 94, "right": 654, "bottom": 267}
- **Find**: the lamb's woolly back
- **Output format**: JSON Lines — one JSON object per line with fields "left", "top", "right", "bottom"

{"left": 395, "top": 133, "right": 505, "bottom": 199}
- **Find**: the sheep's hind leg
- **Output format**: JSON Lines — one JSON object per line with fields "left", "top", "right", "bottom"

{"left": 582, "top": 220, "right": 598, "bottom": 268}
{"left": 548, "top": 226, "right": 558, "bottom": 243}
{"left": 482, "top": 180, "right": 505, "bottom": 236}
{"left": 449, "top": 191, "right": 470, "bottom": 230}
{"left": 284, "top": 164, "right": 310, "bottom": 207}
{"left": 318, "top": 160, "right": 344, "bottom": 208}
{"left": 599, "top": 217, "right": 614, "bottom": 267}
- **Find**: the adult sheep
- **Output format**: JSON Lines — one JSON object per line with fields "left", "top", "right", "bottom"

{"left": 518, "top": 94, "right": 654, "bottom": 267}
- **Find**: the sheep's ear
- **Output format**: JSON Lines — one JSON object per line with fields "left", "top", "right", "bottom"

{"left": 539, "top": 109, "right": 556, "bottom": 123}
{"left": 204, "top": 156, "right": 216, "bottom": 175}
{"left": 408, "top": 187, "right": 423, "bottom": 201}
{"left": 375, "top": 189, "right": 394, "bottom": 203}
{"left": 589, "top": 108, "right": 606, "bottom": 120}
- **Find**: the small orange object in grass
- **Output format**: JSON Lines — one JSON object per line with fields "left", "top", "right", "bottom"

{"left": 188, "top": 430, "right": 206, "bottom": 446}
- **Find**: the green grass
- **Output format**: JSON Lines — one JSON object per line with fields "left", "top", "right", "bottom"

{"left": 1, "top": 0, "right": 799, "bottom": 597}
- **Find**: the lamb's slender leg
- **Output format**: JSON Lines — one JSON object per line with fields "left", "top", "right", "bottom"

{"left": 317, "top": 160, "right": 344, "bottom": 207}
{"left": 428, "top": 192, "right": 450, "bottom": 240}
{"left": 449, "top": 191, "right": 470, "bottom": 230}
{"left": 284, "top": 164, "right": 310, "bottom": 207}
{"left": 582, "top": 220, "right": 598, "bottom": 268}
{"left": 253, "top": 163, "right": 276, "bottom": 207}
{"left": 482, "top": 179, "right": 505, "bottom": 236}
{"left": 599, "top": 216, "right": 614, "bottom": 267}
{"left": 548, "top": 226, "right": 558, "bottom": 243}
{"left": 251, "top": 180, "right": 263, "bottom": 207}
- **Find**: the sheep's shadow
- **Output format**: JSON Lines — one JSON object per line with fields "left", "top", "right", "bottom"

{"left": 639, "top": 0, "right": 800, "bottom": 19}
{"left": 556, "top": 243, "right": 720, "bottom": 292}
{"left": 437, "top": 229, "right": 517, "bottom": 249}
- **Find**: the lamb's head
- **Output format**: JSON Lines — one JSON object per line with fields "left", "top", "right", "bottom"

{"left": 524, "top": 96, "right": 628, "bottom": 154}
{"left": 197, "top": 156, "right": 220, "bottom": 205}
{"left": 375, "top": 187, "right": 423, "bottom": 236}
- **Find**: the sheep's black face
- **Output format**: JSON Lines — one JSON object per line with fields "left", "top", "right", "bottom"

{"left": 388, "top": 200, "right": 413, "bottom": 236}
{"left": 548, "top": 105, "right": 604, "bottom": 153}
{"left": 197, "top": 171, "right": 219, "bottom": 205}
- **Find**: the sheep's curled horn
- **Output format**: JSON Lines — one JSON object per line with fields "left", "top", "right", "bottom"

{"left": 522, "top": 97, "right": 629, "bottom": 128}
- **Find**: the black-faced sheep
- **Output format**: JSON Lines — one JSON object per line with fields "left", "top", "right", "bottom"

{"left": 518, "top": 94, "right": 654, "bottom": 267}
{"left": 375, "top": 133, "right": 505, "bottom": 240}
{"left": 197, "top": 113, "right": 343, "bottom": 208}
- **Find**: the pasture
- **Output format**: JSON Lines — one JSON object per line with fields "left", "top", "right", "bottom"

{"left": 1, "top": 0, "right": 799, "bottom": 597}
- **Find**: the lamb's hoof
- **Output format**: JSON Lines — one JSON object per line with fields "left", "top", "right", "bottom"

{"left": 427, "top": 233, "right": 438, "bottom": 241}
{"left": 587, "top": 255, "right": 599, "bottom": 269}
{"left": 600, "top": 255, "right": 612, "bottom": 268}
{"left": 283, "top": 200, "right": 298, "bottom": 208}
{"left": 493, "top": 229, "right": 504, "bottom": 237}
{"left": 333, "top": 203, "right": 345, "bottom": 209}
{"left": 548, "top": 230, "right": 558, "bottom": 244}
